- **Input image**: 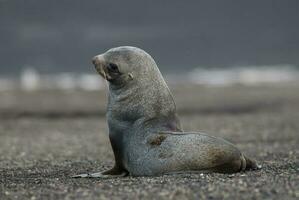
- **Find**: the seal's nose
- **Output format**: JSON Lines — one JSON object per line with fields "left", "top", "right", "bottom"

{"left": 92, "top": 56, "right": 98, "bottom": 65}
{"left": 92, "top": 55, "right": 105, "bottom": 66}
{"left": 92, "top": 55, "right": 108, "bottom": 79}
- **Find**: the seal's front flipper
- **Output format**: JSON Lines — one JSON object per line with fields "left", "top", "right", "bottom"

{"left": 72, "top": 165, "right": 128, "bottom": 178}
{"left": 72, "top": 171, "right": 127, "bottom": 178}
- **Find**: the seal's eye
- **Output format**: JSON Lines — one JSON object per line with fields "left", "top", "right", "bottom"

{"left": 107, "top": 63, "right": 119, "bottom": 73}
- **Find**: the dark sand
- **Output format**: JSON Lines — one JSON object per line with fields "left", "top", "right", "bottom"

{"left": 0, "top": 83, "right": 298, "bottom": 199}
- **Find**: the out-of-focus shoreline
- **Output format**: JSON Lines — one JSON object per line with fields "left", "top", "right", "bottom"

{"left": 1, "top": 81, "right": 298, "bottom": 119}
{"left": 0, "top": 66, "right": 299, "bottom": 92}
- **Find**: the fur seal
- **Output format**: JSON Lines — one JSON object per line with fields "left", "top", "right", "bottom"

{"left": 73, "top": 46, "right": 260, "bottom": 178}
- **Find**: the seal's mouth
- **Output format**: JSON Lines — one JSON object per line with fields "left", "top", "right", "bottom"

{"left": 92, "top": 55, "right": 112, "bottom": 81}
{"left": 96, "top": 65, "right": 111, "bottom": 80}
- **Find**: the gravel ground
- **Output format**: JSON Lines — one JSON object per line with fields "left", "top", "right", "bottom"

{"left": 0, "top": 83, "right": 298, "bottom": 199}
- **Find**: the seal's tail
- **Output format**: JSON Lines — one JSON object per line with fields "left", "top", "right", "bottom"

{"left": 240, "top": 154, "right": 262, "bottom": 171}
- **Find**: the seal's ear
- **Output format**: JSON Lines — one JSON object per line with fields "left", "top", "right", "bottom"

{"left": 128, "top": 73, "right": 134, "bottom": 80}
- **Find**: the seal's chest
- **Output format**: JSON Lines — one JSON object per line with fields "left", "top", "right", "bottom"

{"left": 108, "top": 117, "right": 130, "bottom": 134}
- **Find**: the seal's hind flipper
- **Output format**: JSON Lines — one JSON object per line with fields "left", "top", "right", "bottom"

{"left": 244, "top": 155, "right": 262, "bottom": 170}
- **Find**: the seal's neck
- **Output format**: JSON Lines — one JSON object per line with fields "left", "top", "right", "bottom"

{"left": 107, "top": 72, "right": 182, "bottom": 134}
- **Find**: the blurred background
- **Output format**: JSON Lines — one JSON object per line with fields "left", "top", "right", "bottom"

{"left": 0, "top": 0, "right": 299, "bottom": 90}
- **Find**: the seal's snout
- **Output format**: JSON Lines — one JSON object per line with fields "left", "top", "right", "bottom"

{"left": 92, "top": 55, "right": 104, "bottom": 66}
{"left": 92, "top": 55, "right": 108, "bottom": 80}
{"left": 92, "top": 56, "right": 97, "bottom": 65}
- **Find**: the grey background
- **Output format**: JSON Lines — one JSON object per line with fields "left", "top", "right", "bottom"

{"left": 0, "top": 0, "right": 298, "bottom": 75}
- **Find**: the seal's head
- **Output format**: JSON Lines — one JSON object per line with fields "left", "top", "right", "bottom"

{"left": 92, "top": 46, "right": 181, "bottom": 132}
{"left": 92, "top": 46, "right": 160, "bottom": 88}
